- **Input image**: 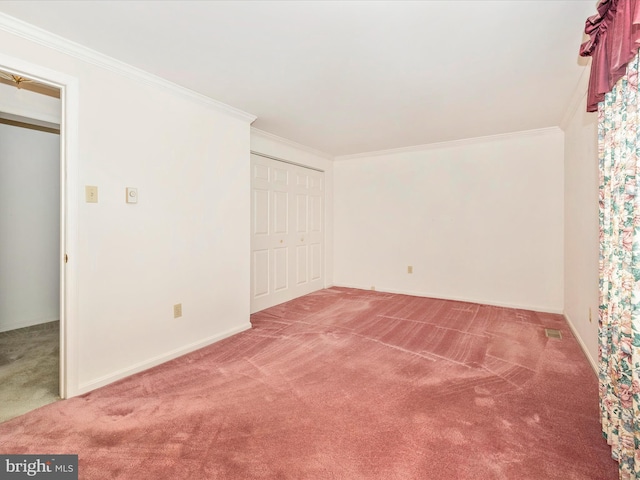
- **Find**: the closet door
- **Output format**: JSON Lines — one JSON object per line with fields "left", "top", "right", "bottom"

{"left": 291, "top": 166, "right": 323, "bottom": 299}
{"left": 251, "top": 154, "right": 324, "bottom": 313}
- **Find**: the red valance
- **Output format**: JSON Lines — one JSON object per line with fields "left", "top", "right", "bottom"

{"left": 580, "top": 0, "right": 640, "bottom": 112}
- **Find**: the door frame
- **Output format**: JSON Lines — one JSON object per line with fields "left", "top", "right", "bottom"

{"left": 0, "top": 52, "right": 80, "bottom": 399}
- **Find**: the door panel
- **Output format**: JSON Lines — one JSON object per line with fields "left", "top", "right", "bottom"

{"left": 297, "top": 172, "right": 308, "bottom": 187}
{"left": 310, "top": 195, "right": 322, "bottom": 233}
{"left": 296, "top": 194, "right": 307, "bottom": 233}
{"left": 254, "top": 163, "right": 269, "bottom": 181}
{"left": 274, "top": 247, "right": 288, "bottom": 292}
{"left": 253, "top": 250, "right": 269, "bottom": 297}
{"left": 272, "top": 167, "right": 288, "bottom": 186}
{"left": 309, "top": 175, "right": 322, "bottom": 190}
{"left": 273, "top": 191, "right": 288, "bottom": 234}
{"left": 311, "top": 243, "right": 322, "bottom": 281}
{"left": 296, "top": 245, "right": 308, "bottom": 285}
{"left": 253, "top": 189, "right": 269, "bottom": 235}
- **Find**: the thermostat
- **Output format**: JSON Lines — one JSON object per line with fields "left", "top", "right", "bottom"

{"left": 126, "top": 187, "right": 138, "bottom": 204}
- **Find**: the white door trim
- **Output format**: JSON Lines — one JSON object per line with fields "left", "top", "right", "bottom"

{"left": 0, "top": 53, "right": 80, "bottom": 399}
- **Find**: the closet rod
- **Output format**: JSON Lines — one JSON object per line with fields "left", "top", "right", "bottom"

{"left": 0, "top": 117, "right": 60, "bottom": 135}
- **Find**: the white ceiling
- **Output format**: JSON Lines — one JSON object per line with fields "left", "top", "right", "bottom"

{"left": 0, "top": 1, "right": 594, "bottom": 156}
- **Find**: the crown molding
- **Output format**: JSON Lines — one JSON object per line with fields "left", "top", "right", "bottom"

{"left": 334, "top": 126, "right": 563, "bottom": 161}
{"left": 251, "top": 127, "right": 334, "bottom": 160}
{"left": 0, "top": 13, "right": 257, "bottom": 124}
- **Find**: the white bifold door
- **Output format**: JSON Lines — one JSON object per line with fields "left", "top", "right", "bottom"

{"left": 251, "top": 154, "right": 324, "bottom": 313}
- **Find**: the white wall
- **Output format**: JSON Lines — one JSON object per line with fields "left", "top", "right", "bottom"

{"left": 0, "top": 23, "right": 255, "bottom": 395}
{"left": 563, "top": 88, "right": 599, "bottom": 370}
{"left": 0, "top": 123, "right": 60, "bottom": 332}
{"left": 250, "top": 128, "right": 334, "bottom": 287}
{"left": 333, "top": 128, "right": 565, "bottom": 313}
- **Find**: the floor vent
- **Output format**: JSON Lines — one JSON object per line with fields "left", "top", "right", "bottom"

{"left": 545, "top": 328, "right": 562, "bottom": 339}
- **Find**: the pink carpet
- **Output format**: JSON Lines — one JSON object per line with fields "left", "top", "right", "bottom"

{"left": 0, "top": 287, "right": 616, "bottom": 479}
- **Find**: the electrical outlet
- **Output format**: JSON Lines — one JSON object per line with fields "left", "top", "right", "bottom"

{"left": 173, "top": 303, "right": 182, "bottom": 318}
{"left": 371, "top": 286, "right": 376, "bottom": 291}
{"left": 85, "top": 186, "right": 98, "bottom": 203}
{"left": 408, "top": 266, "right": 413, "bottom": 274}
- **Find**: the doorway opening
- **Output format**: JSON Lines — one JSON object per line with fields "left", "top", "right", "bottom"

{"left": 0, "top": 61, "right": 72, "bottom": 421}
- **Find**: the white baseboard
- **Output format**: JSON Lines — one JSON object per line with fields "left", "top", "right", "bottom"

{"left": 563, "top": 312, "right": 598, "bottom": 376}
{"left": 0, "top": 316, "right": 59, "bottom": 333}
{"left": 75, "top": 322, "right": 252, "bottom": 395}
{"left": 332, "top": 283, "right": 564, "bottom": 314}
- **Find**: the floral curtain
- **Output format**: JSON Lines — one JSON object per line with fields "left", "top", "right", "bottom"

{"left": 599, "top": 48, "right": 640, "bottom": 479}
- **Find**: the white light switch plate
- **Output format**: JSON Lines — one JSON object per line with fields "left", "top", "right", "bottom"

{"left": 126, "top": 187, "right": 138, "bottom": 204}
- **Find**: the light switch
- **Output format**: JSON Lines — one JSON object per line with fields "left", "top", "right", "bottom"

{"left": 126, "top": 187, "right": 138, "bottom": 204}
{"left": 85, "top": 186, "right": 98, "bottom": 203}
